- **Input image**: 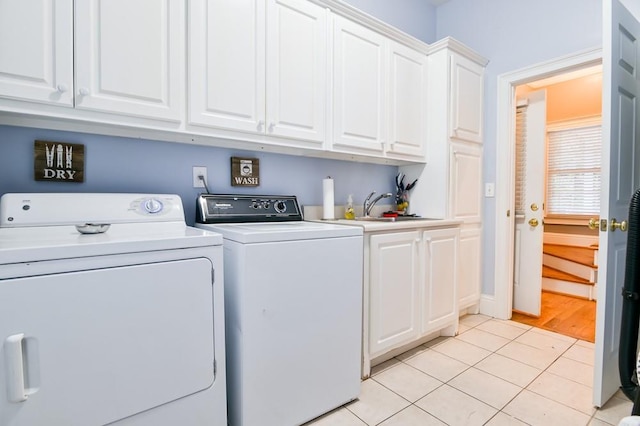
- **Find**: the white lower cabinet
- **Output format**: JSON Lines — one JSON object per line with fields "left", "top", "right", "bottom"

{"left": 366, "top": 225, "right": 459, "bottom": 373}
{"left": 421, "top": 227, "right": 458, "bottom": 334}
{"left": 458, "top": 225, "right": 482, "bottom": 312}
{"left": 368, "top": 231, "right": 421, "bottom": 358}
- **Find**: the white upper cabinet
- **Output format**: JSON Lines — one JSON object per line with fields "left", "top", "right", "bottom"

{"left": 75, "top": 0, "right": 184, "bottom": 121}
{"left": 189, "top": 0, "right": 326, "bottom": 145}
{"left": 189, "top": 0, "right": 266, "bottom": 133}
{"left": 0, "top": 0, "right": 73, "bottom": 106}
{"left": 266, "top": 0, "right": 327, "bottom": 143}
{"left": 449, "top": 53, "right": 484, "bottom": 143}
{"left": 387, "top": 41, "right": 428, "bottom": 159}
{"left": 332, "top": 15, "right": 386, "bottom": 155}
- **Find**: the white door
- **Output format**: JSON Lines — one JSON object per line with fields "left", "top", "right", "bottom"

{"left": 513, "top": 90, "right": 547, "bottom": 316}
{"left": 0, "top": 0, "right": 73, "bottom": 106}
{"left": 75, "top": 0, "right": 184, "bottom": 121}
{"left": 594, "top": 0, "right": 640, "bottom": 407}
{"left": 266, "top": 0, "right": 327, "bottom": 144}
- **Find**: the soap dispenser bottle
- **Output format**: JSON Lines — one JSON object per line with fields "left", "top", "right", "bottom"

{"left": 344, "top": 194, "right": 355, "bottom": 219}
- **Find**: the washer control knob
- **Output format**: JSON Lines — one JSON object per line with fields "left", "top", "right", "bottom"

{"left": 251, "top": 200, "right": 261, "bottom": 209}
{"left": 144, "top": 198, "right": 163, "bottom": 214}
{"left": 263, "top": 201, "right": 271, "bottom": 210}
{"left": 274, "top": 200, "right": 287, "bottom": 213}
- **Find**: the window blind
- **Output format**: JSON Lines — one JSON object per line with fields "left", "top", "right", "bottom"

{"left": 546, "top": 125, "right": 601, "bottom": 216}
{"left": 514, "top": 105, "right": 527, "bottom": 215}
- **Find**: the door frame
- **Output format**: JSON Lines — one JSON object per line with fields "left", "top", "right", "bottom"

{"left": 491, "top": 47, "right": 602, "bottom": 319}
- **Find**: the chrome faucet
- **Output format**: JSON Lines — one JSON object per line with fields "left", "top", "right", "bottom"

{"left": 363, "top": 191, "right": 393, "bottom": 217}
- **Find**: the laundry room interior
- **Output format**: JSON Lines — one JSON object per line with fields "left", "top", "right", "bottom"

{"left": 2, "top": 0, "right": 640, "bottom": 425}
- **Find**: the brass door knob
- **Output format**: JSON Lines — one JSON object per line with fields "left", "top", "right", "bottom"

{"left": 588, "top": 218, "right": 600, "bottom": 230}
{"left": 610, "top": 218, "right": 628, "bottom": 232}
{"left": 528, "top": 218, "right": 539, "bottom": 227}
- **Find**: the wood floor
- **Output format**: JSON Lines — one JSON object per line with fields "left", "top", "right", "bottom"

{"left": 512, "top": 291, "right": 596, "bottom": 342}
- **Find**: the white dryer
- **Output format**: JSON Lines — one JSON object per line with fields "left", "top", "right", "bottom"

{"left": 0, "top": 193, "right": 226, "bottom": 426}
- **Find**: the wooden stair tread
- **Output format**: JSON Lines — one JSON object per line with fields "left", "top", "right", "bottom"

{"left": 543, "top": 265, "right": 593, "bottom": 285}
{"left": 543, "top": 244, "right": 597, "bottom": 267}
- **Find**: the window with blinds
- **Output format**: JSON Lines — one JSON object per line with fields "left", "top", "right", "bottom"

{"left": 546, "top": 125, "right": 601, "bottom": 216}
{"left": 514, "top": 106, "right": 527, "bottom": 215}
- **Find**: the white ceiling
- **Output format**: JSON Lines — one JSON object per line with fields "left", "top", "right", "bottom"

{"left": 428, "top": 0, "right": 450, "bottom": 6}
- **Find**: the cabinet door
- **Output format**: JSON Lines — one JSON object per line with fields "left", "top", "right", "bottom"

{"left": 0, "top": 0, "right": 73, "bottom": 106}
{"left": 422, "top": 227, "right": 458, "bottom": 334}
{"left": 369, "top": 231, "right": 420, "bottom": 358}
{"left": 266, "top": 0, "right": 326, "bottom": 144}
{"left": 450, "top": 54, "right": 484, "bottom": 143}
{"left": 189, "top": 0, "right": 265, "bottom": 132}
{"left": 333, "top": 16, "right": 386, "bottom": 154}
{"left": 450, "top": 142, "right": 483, "bottom": 222}
{"left": 387, "top": 42, "right": 428, "bottom": 159}
{"left": 75, "top": 0, "right": 184, "bottom": 121}
{"left": 458, "top": 225, "right": 481, "bottom": 311}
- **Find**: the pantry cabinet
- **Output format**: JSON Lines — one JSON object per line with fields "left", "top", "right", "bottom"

{"left": 450, "top": 53, "right": 484, "bottom": 144}
{"left": 399, "top": 39, "right": 487, "bottom": 314}
{"left": 367, "top": 225, "right": 459, "bottom": 364}
{"left": 75, "top": 0, "right": 184, "bottom": 121}
{"left": 0, "top": 0, "right": 73, "bottom": 106}
{"left": 0, "top": 0, "right": 184, "bottom": 121}
{"left": 188, "top": 0, "right": 327, "bottom": 145}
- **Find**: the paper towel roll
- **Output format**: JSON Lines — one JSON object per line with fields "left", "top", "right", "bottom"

{"left": 322, "top": 177, "right": 335, "bottom": 220}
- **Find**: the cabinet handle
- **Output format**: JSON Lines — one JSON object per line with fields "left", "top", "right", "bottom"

{"left": 56, "top": 84, "right": 68, "bottom": 93}
{"left": 79, "top": 87, "right": 90, "bottom": 96}
{"left": 5, "top": 333, "right": 27, "bottom": 402}
{"left": 257, "top": 120, "right": 264, "bottom": 131}
{"left": 268, "top": 122, "right": 275, "bottom": 133}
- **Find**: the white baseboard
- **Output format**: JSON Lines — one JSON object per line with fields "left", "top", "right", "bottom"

{"left": 479, "top": 294, "right": 505, "bottom": 319}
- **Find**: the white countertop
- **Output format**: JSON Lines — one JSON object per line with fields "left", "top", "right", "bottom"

{"left": 308, "top": 218, "right": 462, "bottom": 232}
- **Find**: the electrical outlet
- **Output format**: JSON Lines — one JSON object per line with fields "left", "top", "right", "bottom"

{"left": 193, "top": 166, "right": 207, "bottom": 188}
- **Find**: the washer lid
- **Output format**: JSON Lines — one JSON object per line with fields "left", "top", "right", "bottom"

{"left": 196, "top": 221, "right": 362, "bottom": 244}
{"left": 0, "top": 223, "right": 222, "bottom": 265}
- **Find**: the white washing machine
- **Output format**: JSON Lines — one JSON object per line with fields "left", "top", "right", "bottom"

{"left": 196, "top": 194, "right": 363, "bottom": 426}
{"left": 0, "top": 193, "right": 227, "bottom": 426}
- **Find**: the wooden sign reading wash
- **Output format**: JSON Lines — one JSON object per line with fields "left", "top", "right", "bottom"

{"left": 231, "top": 157, "right": 259, "bottom": 186}
{"left": 34, "top": 140, "right": 85, "bottom": 182}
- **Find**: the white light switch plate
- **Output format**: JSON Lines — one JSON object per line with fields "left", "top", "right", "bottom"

{"left": 485, "top": 183, "right": 495, "bottom": 197}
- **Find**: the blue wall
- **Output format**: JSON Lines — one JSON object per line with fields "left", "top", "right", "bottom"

{"left": 435, "top": 0, "right": 602, "bottom": 296}
{"left": 0, "top": 125, "right": 397, "bottom": 225}
{"left": 342, "top": 0, "right": 437, "bottom": 43}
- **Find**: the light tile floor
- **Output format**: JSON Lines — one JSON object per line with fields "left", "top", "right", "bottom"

{"left": 306, "top": 314, "right": 634, "bottom": 426}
